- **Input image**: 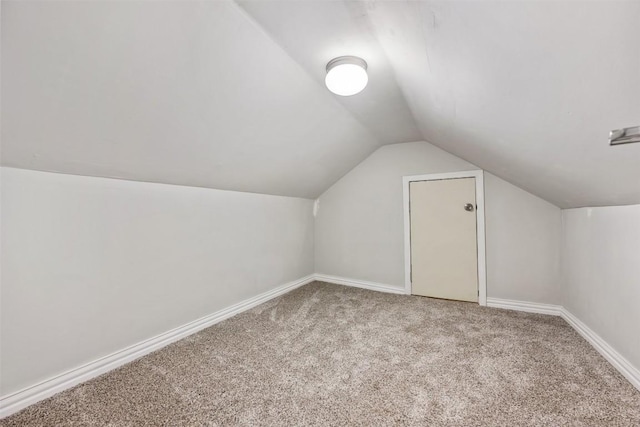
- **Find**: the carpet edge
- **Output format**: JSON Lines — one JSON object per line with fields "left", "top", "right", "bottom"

{"left": 0, "top": 274, "right": 316, "bottom": 419}
{"left": 560, "top": 307, "right": 640, "bottom": 392}
{"left": 486, "top": 297, "right": 640, "bottom": 392}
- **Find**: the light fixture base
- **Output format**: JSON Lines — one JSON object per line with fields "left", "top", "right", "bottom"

{"left": 326, "top": 56, "right": 368, "bottom": 73}
{"left": 325, "top": 56, "right": 369, "bottom": 97}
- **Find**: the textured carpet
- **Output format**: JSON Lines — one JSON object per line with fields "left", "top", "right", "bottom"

{"left": 3, "top": 281, "right": 640, "bottom": 426}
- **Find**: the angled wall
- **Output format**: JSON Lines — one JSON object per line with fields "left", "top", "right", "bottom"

{"left": 315, "top": 141, "right": 562, "bottom": 304}
{"left": 0, "top": 167, "right": 315, "bottom": 397}
{"left": 561, "top": 205, "right": 640, "bottom": 372}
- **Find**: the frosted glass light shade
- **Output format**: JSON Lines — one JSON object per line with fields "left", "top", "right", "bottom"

{"left": 325, "top": 56, "right": 368, "bottom": 96}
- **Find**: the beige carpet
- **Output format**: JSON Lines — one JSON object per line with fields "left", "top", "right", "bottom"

{"left": 3, "top": 281, "right": 640, "bottom": 426}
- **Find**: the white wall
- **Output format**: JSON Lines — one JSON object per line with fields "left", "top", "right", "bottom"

{"left": 561, "top": 205, "right": 640, "bottom": 370}
{"left": 484, "top": 173, "right": 561, "bottom": 304}
{"left": 315, "top": 141, "right": 562, "bottom": 303}
{"left": 0, "top": 167, "right": 314, "bottom": 396}
{"left": 3, "top": 148, "right": 638, "bottom": 403}
{"left": 315, "top": 141, "right": 476, "bottom": 287}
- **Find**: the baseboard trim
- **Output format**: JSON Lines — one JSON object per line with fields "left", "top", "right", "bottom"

{"left": 0, "top": 274, "right": 315, "bottom": 419}
{"left": 560, "top": 308, "right": 640, "bottom": 391}
{"left": 486, "top": 297, "right": 562, "bottom": 316}
{"left": 4, "top": 281, "right": 638, "bottom": 418}
{"left": 314, "top": 274, "right": 406, "bottom": 295}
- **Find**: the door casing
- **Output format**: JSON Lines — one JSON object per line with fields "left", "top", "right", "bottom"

{"left": 402, "top": 170, "right": 487, "bottom": 305}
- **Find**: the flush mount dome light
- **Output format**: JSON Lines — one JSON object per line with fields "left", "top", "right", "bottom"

{"left": 325, "top": 56, "right": 368, "bottom": 96}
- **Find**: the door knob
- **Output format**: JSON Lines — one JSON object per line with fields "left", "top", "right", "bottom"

{"left": 464, "top": 203, "right": 475, "bottom": 212}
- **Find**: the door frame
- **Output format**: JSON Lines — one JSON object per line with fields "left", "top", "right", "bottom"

{"left": 402, "top": 170, "right": 487, "bottom": 306}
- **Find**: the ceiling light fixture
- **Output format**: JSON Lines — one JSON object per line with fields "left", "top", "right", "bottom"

{"left": 325, "top": 56, "right": 368, "bottom": 96}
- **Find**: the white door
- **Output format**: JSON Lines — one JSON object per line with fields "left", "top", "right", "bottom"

{"left": 409, "top": 178, "right": 478, "bottom": 302}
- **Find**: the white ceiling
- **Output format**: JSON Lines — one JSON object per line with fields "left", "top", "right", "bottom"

{"left": 1, "top": 1, "right": 385, "bottom": 198}
{"left": 2, "top": 1, "right": 639, "bottom": 207}
{"left": 358, "top": 0, "right": 640, "bottom": 208}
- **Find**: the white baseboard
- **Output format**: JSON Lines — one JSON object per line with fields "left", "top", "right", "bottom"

{"left": 314, "top": 274, "right": 407, "bottom": 295}
{"left": 4, "top": 280, "right": 639, "bottom": 418}
{"left": 560, "top": 308, "right": 640, "bottom": 392}
{"left": 486, "top": 297, "right": 640, "bottom": 392}
{"left": 486, "top": 297, "right": 562, "bottom": 316}
{"left": 0, "top": 274, "right": 315, "bottom": 419}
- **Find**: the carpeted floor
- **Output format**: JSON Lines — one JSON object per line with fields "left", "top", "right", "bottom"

{"left": 3, "top": 281, "right": 640, "bottom": 426}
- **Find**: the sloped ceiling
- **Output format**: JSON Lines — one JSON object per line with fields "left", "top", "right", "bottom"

{"left": 1, "top": 0, "right": 390, "bottom": 198}
{"left": 239, "top": 0, "right": 640, "bottom": 208}
{"left": 2, "top": 1, "right": 639, "bottom": 207}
